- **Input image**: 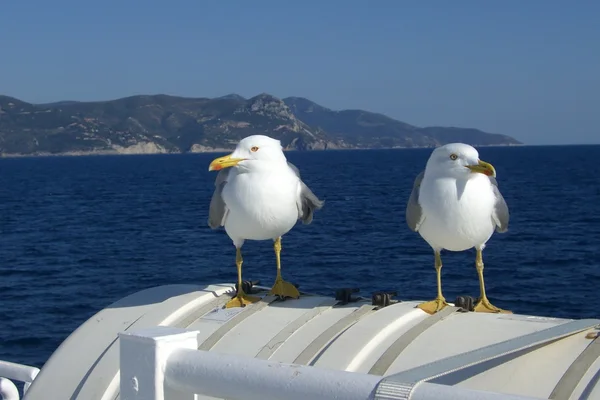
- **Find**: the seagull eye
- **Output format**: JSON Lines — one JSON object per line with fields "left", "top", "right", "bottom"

{"left": 250, "top": 146, "right": 259, "bottom": 152}
{"left": 449, "top": 154, "right": 458, "bottom": 160}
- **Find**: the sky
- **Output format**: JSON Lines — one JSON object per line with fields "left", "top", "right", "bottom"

{"left": 1, "top": 0, "right": 598, "bottom": 145}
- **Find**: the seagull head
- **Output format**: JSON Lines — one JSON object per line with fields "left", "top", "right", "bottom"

{"left": 208, "top": 135, "right": 287, "bottom": 172}
{"left": 425, "top": 143, "right": 496, "bottom": 179}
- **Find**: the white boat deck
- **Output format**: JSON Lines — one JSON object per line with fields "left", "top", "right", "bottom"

{"left": 1, "top": 283, "right": 599, "bottom": 400}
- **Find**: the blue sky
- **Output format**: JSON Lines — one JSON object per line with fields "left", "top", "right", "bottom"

{"left": 1, "top": 0, "right": 598, "bottom": 145}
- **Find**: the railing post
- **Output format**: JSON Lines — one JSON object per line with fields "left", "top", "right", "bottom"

{"left": 119, "top": 327, "right": 199, "bottom": 400}
{"left": 0, "top": 361, "right": 39, "bottom": 395}
{"left": 0, "top": 377, "right": 19, "bottom": 400}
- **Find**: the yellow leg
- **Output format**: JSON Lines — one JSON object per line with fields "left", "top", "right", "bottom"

{"left": 417, "top": 251, "right": 449, "bottom": 314}
{"left": 226, "top": 247, "right": 260, "bottom": 308}
{"left": 473, "top": 249, "right": 511, "bottom": 314}
{"left": 268, "top": 237, "right": 300, "bottom": 299}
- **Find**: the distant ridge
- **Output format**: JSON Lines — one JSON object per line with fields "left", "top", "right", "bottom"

{"left": 0, "top": 93, "right": 522, "bottom": 156}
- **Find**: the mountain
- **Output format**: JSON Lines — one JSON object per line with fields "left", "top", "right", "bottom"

{"left": 283, "top": 97, "right": 520, "bottom": 148}
{"left": 0, "top": 93, "right": 521, "bottom": 156}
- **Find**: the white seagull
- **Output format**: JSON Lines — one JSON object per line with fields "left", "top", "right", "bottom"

{"left": 406, "top": 143, "right": 511, "bottom": 314}
{"left": 208, "top": 135, "right": 324, "bottom": 308}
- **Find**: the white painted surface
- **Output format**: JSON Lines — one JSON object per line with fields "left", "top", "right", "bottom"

{"left": 385, "top": 381, "right": 543, "bottom": 400}
{"left": 388, "top": 311, "right": 568, "bottom": 373}
{"left": 0, "top": 360, "right": 39, "bottom": 394}
{"left": 165, "top": 345, "right": 383, "bottom": 400}
{"left": 210, "top": 295, "right": 330, "bottom": 357}
{"left": 460, "top": 330, "right": 591, "bottom": 398}
{"left": 6, "top": 283, "right": 600, "bottom": 400}
{"left": 0, "top": 378, "right": 19, "bottom": 400}
{"left": 319, "top": 302, "right": 427, "bottom": 372}
{"left": 572, "top": 355, "right": 600, "bottom": 400}
{"left": 22, "top": 284, "right": 232, "bottom": 400}
{"left": 119, "top": 327, "right": 198, "bottom": 400}
{"left": 120, "top": 326, "right": 543, "bottom": 400}
{"left": 267, "top": 303, "right": 360, "bottom": 363}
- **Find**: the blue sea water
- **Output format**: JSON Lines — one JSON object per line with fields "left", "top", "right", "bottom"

{"left": 1, "top": 145, "right": 599, "bottom": 368}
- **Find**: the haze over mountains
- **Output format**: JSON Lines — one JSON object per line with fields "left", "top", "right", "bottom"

{"left": 0, "top": 93, "right": 521, "bottom": 156}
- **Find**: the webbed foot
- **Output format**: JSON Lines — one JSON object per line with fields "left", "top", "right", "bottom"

{"left": 268, "top": 277, "right": 300, "bottom": 299}
{"left": 225, "top": 292, "right": 261, "bottom": 308}
{"left": 473, "top": 296, "right": 512, "bottom": 314}
{"left": 417, "top": 296, "right": 449, "bottom": 314}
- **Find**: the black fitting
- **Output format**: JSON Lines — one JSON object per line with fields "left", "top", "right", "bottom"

{"left": 335, "top": 288, "right": 360, "bottom": 305}
{"left": 235, "top": 280, "right": 260, "bottom": 294}
{"left": 372, "top": 291, "right": 399, "bottom": 309}
{"left": 454, "top": 295, "right": 475, "bottom": 312}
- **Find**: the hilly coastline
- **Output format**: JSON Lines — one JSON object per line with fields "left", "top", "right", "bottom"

{"left": 0, "top": 93, "right": 522, "bottom": 156}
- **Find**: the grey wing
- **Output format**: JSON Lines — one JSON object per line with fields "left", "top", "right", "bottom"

{"left": 288, "top": 162, "right": 324, "bottom": 225}
{"left": 297, "top": 181, "right": 324, "bottom": 224}
{"left": 287, "top": 161, "right": 301, "bottom": 177}
{"left": 406, "top": 170, "right": 425, "bottom": 232}
{"left": 489, "top": 176, "right": 509, "bottom": 233}
{"left": 208, "top": 169, "right": 230, "bottom": 229}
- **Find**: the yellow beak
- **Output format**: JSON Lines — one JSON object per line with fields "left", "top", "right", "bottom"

{"left": 466, "top": 159, "right": 496, "bottom": 177}
{"left": 208, "top": 154, "right": 246, "bottom": 171}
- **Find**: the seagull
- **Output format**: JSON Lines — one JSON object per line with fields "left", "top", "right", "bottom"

{"left": 406, "top": 143, "right": 511, "bottom": 314}
{"left": 207, "top": 135, "right": 324, "bottom": 308}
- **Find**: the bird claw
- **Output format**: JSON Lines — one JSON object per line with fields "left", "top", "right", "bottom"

{"left": 225, "top": 292, "right": 261, "bottom": 308}
{"left": 417, "top": 297, "right": 449, "bottom": 314}
{"left": 269, "top": 277, "right": 300, "bottom": 299}
{"left": 473, "top": 297, "right": 512, "bottom": 314}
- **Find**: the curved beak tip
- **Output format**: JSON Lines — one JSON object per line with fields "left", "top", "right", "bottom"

{"left": 208, "top": 154, "right": 244, "bottom": 172}
{"left": 467, "top": 160, "right": 497, "bottom": 177}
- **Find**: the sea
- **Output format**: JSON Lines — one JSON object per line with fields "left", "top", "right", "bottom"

{"left": 1, "top": 145, "right": 599, "bottom": 368}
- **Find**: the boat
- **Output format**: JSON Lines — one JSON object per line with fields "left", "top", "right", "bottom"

{"left": 1, "top": 282, "right": 599, "bottom": 399}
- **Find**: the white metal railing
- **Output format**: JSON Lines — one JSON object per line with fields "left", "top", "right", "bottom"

{"left": 118, "top": 327, "right": 543, "bottom": 400}
{"left": 0, "top": 378, "right": 19, "bottom": 400}
{"left": 0, "top": 360, "right": 40, "bottom": 400}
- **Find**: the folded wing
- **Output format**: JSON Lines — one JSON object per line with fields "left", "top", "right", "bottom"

{"left": 288, "top": 161, "right": 324, "bottom": 225}
{"left": 489, "top": 176, "right": 509, "bottom": 233}
{"left": 208, "top": 169, "right": 230, "bottom": 229}
{"left": 406, "top": 170, "right": 425, "bottom": 232}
